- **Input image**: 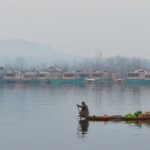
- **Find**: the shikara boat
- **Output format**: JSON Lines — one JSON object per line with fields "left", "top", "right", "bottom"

{"left": 83, "top": 115, "right": 150, "bottom": 121}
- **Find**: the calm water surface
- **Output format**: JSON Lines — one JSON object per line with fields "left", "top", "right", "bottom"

{"left": 0, "top": 83, "right": 150, "bottom": 150}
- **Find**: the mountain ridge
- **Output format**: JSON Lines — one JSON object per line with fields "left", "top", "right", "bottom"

{"left": 0, "top": 39, "right": 83, "bottom": 66}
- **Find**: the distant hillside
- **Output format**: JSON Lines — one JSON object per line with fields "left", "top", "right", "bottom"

{"left": 0, "top": 39, "right": 82, "bottom": 66}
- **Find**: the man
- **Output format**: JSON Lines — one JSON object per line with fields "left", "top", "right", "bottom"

{"left": 77, "top": 101, "right": 89, "bottom": 117}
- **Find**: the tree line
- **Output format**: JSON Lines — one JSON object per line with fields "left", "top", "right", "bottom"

{"left": 3, "top": 56, "right": 150, "bottom": 73}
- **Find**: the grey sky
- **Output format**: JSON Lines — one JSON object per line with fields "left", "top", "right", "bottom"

{"left": 0, "top": 0, "right": 150, "bottom": 58}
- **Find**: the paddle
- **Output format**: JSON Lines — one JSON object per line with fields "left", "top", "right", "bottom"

{"left": 77, "top": 104, "right": 80, "bottom": 115}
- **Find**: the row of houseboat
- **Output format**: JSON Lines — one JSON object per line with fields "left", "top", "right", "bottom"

{"left": 0, "top": 67, "right": 150, "bottom": 84}
{"left": 1, "top": 71, "right": 115, "bottom": 84}
{"left": 0, "top": 67, "right": 121, "bottom": 84}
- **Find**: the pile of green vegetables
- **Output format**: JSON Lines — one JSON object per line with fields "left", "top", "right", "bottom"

{"left": 125, "top": 111, "right": 142, "bottom": 118}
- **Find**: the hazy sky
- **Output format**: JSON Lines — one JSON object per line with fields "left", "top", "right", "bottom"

{"left": 0, "top": 0, "right": 150, "bottom": 58}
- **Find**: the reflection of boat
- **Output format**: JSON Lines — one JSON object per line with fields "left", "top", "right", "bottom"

{"left": 114, "top": 79, "right": 124, "bottom": 84}
{"left": 48, "top": 79, "right": 84, "bottom": 84}
{"left": 83, "top": 115, "right": 150, "bottom": 121}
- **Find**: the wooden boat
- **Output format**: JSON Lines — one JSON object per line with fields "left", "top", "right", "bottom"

{"left": 83, "top": 115, "right": 150, "bottom": 121}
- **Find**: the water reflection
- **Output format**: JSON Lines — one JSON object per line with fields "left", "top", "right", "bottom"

{"left": 126, "top": 120, "right": 150, "bottom": 128}
{"left": 77, "top": 120, "right": 89, "bottom": 138}
{"left": 77, "top": 120, "right": 150, "bottom": 139}
{"left": 0, "top": 83, "right": 150, "bottom": 150}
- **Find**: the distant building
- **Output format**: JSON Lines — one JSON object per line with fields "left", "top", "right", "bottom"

{"left": 62, "top": 72, "right": 78, "bottom": 80}
{"left": 127, "top": 70, "right": 150, "bottom": 80}
{"left": 35, "top": 72, "right": 49, "bottom": 80}
{"left": 22, "top": 72, "right": 34, "bottom": 81}
{"left": 46, "top": 66, "right": 63, "bottom": 80}
{"left": 4, "top": 71, "right": 17, "bottom": 81}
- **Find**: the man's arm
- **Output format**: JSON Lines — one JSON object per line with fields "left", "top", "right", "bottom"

{"left": 77, "top": 104, "right": 82, "bottom": 108}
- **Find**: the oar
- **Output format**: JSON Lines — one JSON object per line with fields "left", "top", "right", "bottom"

{"left": 77, "top": 104, "right": 80, "bottom": 115}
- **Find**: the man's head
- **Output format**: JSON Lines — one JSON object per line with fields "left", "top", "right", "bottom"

{"left": 82, "top": 101, "right": 85, "bottom": 105}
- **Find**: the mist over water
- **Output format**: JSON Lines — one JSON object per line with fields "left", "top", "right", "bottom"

{"left": 1, "top": 0, "right": 150, "bottom": 58}
{"left": 0, "top": 40, "right": 150, "bottom": 73}
{"left": 0, "top": 40, "right": 83, "bottom": 66}
{"left": 0, "top": 83, "right": 149, "bottom": 150}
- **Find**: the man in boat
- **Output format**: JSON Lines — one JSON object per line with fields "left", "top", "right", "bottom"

{"left": 77, "top": 101, "right": 89, "bottom": 117}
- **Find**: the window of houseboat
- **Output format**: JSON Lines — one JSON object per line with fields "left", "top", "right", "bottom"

{"left": 145, "top": 75, "right": 150, "bottom": 78}
{"left": 36, "top": 74, "right": 47, "bottom": 78}
{"left": 6, "top": 73, "right": 15, "bottom": 77}
{"left": 64, "top": 74, "right": 74, "bottom": 77}
{"left": 128, "top": 73, "right": 139, "bottom": 77}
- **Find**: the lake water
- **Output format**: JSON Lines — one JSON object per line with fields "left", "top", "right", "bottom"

{"left": 0, "top": 83, "right": 150, "bottom": 150}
